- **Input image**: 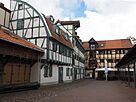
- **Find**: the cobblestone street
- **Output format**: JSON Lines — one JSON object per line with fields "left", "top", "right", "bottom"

{"left": 0, "top": 79, "right": 136, "bottom": 102}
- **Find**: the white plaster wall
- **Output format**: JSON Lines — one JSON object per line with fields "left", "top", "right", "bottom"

{"left": 0, "top": 8, "right": 5, "bottom": 26}
{"left": 62, "top": 66, "right": 72, "bottom": 83}
{"left": 40, "top": 64, "right": 58, "bottom": 85}
{"left": 5, "top": 12, "right": 10, "bottom": 28}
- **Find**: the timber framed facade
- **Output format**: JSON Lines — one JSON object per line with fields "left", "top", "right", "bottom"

{"left": 59, "top": 20, "right": 85, "bottom": 80}
{"left": 0, "top": 2, "right": 44, "bottom": 93}
{"left": 9, "top": 0, "right": 85, "bottom": 85}
{"left": 83, "top": 38, "right": 132, "bottom": 80}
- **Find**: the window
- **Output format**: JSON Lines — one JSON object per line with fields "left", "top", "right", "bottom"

{"left": 44, "top": 64, "right": 52, "bottom": 77}
{"left": 71, "top": 68, "right": 73, "bottom": 76}
{"left": 66, "top": 68, "right": 70, "bottom": 76}
{"left": 55, "top": 26, "right": 60, "bottom": 35}
{"left": 17, "top": 19, "right": 24, "bottom": 30}
{"left": 90, "top": 44, "right": 95, "bottom": 50}
{"left": 68, "top": 50, "right": 71, "bottom": 57}
{"left": 59, "top": 45, "right": 62, "bottom": 54}
{"left": 125, "top": 50, "right": 128, "bottom": 54}
{"left": 53, "top": 42, "right": 57, "bottom": 52}
{"left": 96, "top": 51, "right": 99, "bottom": 54}
{"left": 116, "top": 50, "right": 120, "bottom": 54}
{"left": 50, "top": 15, "right": 55, "bottom": 23}
{"left": 108, "top": 50, "right": 111, "bottom": 54}
{"left": 64, "top": 33, "right": 69, "bottom": 40}
{"left": 64, "top": 48, "right": 67, "bottom": 56}
{"left": 18, "top": 4, "right": 23, "bottom": 10}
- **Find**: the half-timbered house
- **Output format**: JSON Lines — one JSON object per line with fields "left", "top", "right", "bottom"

{"left": 10, "top": 0, "right": 85, "bottom": 85}
{"left": 0, "top": 3, "right": 44, "bottom": 93}
{"left": 59, "top": 21, "right": 85, "bottom": 80}
{"left": 83, "top": 38, "right": 132, "bottom": 80}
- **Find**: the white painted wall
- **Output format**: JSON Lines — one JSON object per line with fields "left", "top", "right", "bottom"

{"left": 0, "top": 8, "right": 5, "bottom": 26}
{"left": 62, "top": 66, "right": 72, "bottom": 83}
{"left": 40, "top": 64, "right": 58, "bottom": 85}
{"left": 0, "top": 7, "right": 10, "bottom": 28}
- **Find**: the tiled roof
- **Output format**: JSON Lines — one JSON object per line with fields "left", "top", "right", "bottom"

{"left": 0, "top": 27, "right": 44, "bottom": 52}
{"left": 83, "top": 39, "right": 133, "bottom": 50}
{"left": 45, "top": 17, "right": 73, "bottom": 49}
{"left": 82, "top": 41, "right": 90, "bottom": 50}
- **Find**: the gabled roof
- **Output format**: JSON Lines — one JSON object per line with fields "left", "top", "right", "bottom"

{"left": 83, "top": 39, "right": 133, "bottom": 50}
{"left": 89, "top": 38, "right": 98, "bottom": 44}
{"left": 45, "top": 17, "right": 73, "bottom": 49}
{"left": 0, "top": 27, "right": 44, "bottom": 52}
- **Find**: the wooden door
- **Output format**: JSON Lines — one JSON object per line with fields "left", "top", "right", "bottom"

{"left": 18, "top": 64, "right": 25, "bottom": 83}
{"left": 11, "top": 64, "right": 19, "bottom": 84}
{"left": 58, "top": 67, "right": 63, "bottom": 83}
{"left": 24, "top": 64, "right": 31, "bottom": 83}
{"left": 3, "top": 63, "right": 12, "bottom": 85}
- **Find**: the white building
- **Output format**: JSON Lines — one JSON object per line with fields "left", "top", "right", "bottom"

{"left": 59, "top": 21, "right": 85, "bottom": 80}
{"left": 10, "top": 0, "right": 85, "bottom": 85}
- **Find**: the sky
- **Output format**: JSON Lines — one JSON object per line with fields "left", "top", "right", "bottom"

{"left": 1, "top": 0, "right": 136, "bottom": 41}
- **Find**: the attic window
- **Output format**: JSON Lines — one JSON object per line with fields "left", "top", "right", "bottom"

{"left": 50, "top": 15, "right": 55, "bottom": 23}
{"left": 90, "top": 44, "right": 95, "bottom": 50}
{"left": 18, "top": 4, "right": 23, "bottom": 10}
{"left": 55, "top": 26, "right": 60, "bottom": 35}
{"left": 64, "top": 33, "right": 69, "bottom": 40}
{"left": 100, "top": 44, "right": 104, "bottom": 47}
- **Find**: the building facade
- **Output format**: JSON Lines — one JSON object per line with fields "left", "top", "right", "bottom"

{"left": 83, "top": 38, "right": 133, "bottom": 80}
{"left": 59, "top": 21, "right": 85, "bottom": 80}
{"left": 116, "top": 44, "right": 136, "bottom": 88}
{"left": 10, "top": 0, "right": 85, "bottom": 85}
{"left": 0, "top": 3, "right": 44, "bottom": 93}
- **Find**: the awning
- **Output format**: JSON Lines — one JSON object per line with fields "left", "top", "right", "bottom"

{"left": 95, "top": 68, "right": 117, "bottom": 71}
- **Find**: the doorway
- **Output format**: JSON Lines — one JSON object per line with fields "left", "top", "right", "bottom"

{"left": 58, "top": 67, "right": 63, "bottom": 83}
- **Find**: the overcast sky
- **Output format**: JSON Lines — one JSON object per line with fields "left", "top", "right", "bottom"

{"left": 1, "top": 0, "right": 136, "bottom": 41}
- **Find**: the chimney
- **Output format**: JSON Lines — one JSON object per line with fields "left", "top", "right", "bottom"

{"left": 0, "top": 2, "right": 4, "bottom": 7}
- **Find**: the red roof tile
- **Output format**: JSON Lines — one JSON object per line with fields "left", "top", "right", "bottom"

{"left": 0, "top": 27, "right": 44, "bottom": 52}
{"left": 45, "top": 17, "right": 73, "bottom": 49}
{"left": 83, "top": 39, "right": 133, "bottom": 50}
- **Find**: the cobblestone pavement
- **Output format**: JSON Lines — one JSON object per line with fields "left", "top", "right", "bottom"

{"left": 0, "top": 79, "right": 136, "bottom": 102}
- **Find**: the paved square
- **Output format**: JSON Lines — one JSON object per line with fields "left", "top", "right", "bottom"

{"left": 0, "top": 79, "right": 136, "bottom": 102}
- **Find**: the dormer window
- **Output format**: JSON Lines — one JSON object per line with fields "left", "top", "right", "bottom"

{"left": 50, "top": 15, "right": 55, "bottom": 23}
{"left": 18, "top": 4, "right": 23, "bottom": 10}
{"left": 55, "top": 25, "right": 60, "bottom": 35}
{"left": 64, "top": 33, "right": 69, "bottom": 40}
{"left": 90, "top": 44, "right": 95, "bottom": 50}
